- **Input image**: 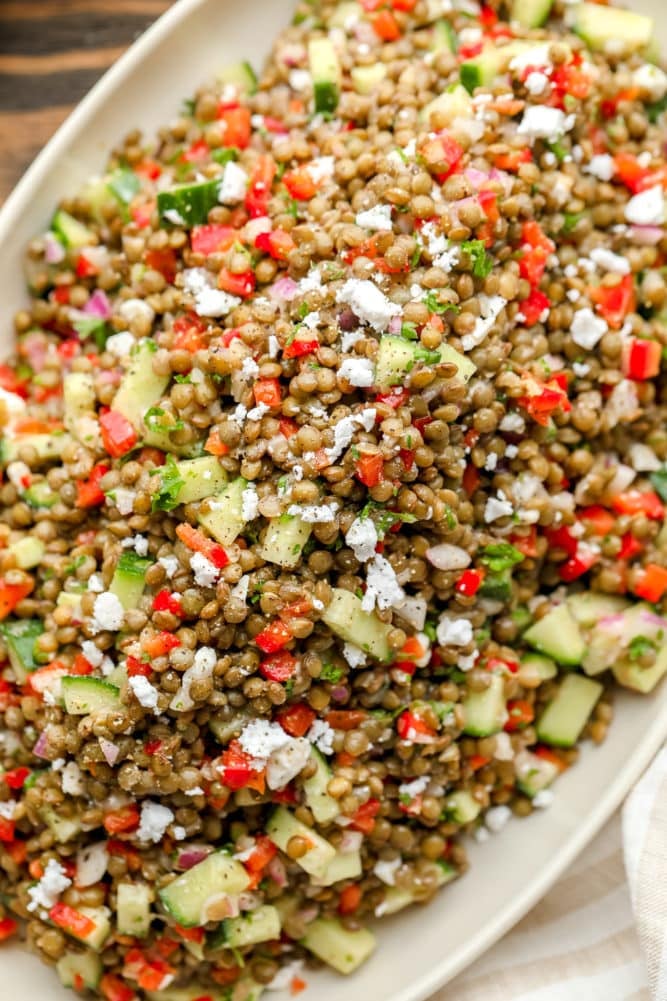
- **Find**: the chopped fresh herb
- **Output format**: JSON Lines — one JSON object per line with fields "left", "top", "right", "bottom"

{"left": 64, "top": 555, "right": 86, "bottom": 576}
{"left": 401, "top": 322, "right": 418, "bottom": 341}
{"left": 297, "top": 302, "right": 310, "bottom": 320}
{"left": 650, "top": 467, "right": 667, "bottom": 502}
{"left": 399, "top": 793, "right": 413, "bottom": 806}
{"left": 546, "top": 139, "right": 567, "bottom": 163}
{"left": 394, "top": 147, "right": 409, "bottom": 164}
{"left": 647, "top": 93, "right": 667, "bottom": 124}
{"left": 319, "top": 662, "right": 344, "bottom": 683}
{"left": 211, "top": 147, "right": 240, "bottom": 166}
{"left": 423, "top": 290, "right": 460, "bottom": 315}
{"left": 350, "top": 445, "right": 360, "bottom": 460}
{"left": 181, "top": 98, "right": 196, "bottom": 117}
{"left": 284, "top": 196, "right": 299, "bottom": 219}
{"left": 249, "top": 582, "right": 265, "bottom": 604}
{"left": 460, "top": 239, "right": 494, "bottom": 278}
{"left": 443, "top": 506, "right": 457, "bottom": 530}
{"left": 628, "top": 635, "right": 657, "bottom": 661}
{"left": 151, "top": 455, "right": 184, "bottom": 512}
{"left": 72, "top": 316, "right": 110, "bottom": 352}
{"left": 107, "top": 168, "right": 140, "bottom": 205}
{"left": 144, "top": 406, "right": 184, "bottom": 434}
{"left": 562, "top": 211, "right": 584, "bottom": 234}
{"left": 284, "top": 679, "right": 295, "bottom": 696}
{"left": 411, "top": 239, "right": 423, "bottom": 268}
{"left": 173, "top": 374, "right": 192, "bottom": 384}
{"left": 423, "top": 621, "right": 437, "bottom": 643}
{"left": 414, "top": 346, "right": 442, "bottom": 365}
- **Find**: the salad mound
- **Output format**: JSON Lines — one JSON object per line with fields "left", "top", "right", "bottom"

{"left": 0, "top": 0, "right": 666, "bottom": 998}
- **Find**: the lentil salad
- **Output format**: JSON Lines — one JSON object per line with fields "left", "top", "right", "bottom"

{"left": 1, "top": 0, "right": 667, "bottom": 998}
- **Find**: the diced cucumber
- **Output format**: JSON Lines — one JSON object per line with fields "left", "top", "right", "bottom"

{"left": 536, "top": 673, "right": 603, "bottom": 748}
{"left": 223, "top": 905, "right": 281, "bottom": 947}
{"left": 8, "top": 537, "right": 45, "bottom": 569}
{"left": 198, "top": 476, "right": 247, "bottom": 545}
{"left": 374, "top": 336, "right": 417, "bottom": 390}
{"left": 106, "top": 664, "right": 128, "bottom": 690}
{"left": 24, "top": 481, "right": 57, "bottom": 508}
{"left": 61, "top": 677, "right": 121, "bottom": 716}
{"left": 109, "top": 551, "right": 152, "bottom": 610}
{"left": 175, "top": 456, "right": 227, "bottom": 504}
{"left": 40, "top": 807, "right": 81, "bottom": 843}
{"left": 209, "top": 709, "right": 252, "bottom": 745}
{"left": 511, "top": 0, "right": 553, "bottom": 27}
{"left": 460, "top": 40, "right": 535, "bottom": 93}
{"left": 257, "top": 515, "right": 312, "bottom": 569}
{"left": 159, "top": 852, "right": 250, "bottom": 927}
{"left": 301, "top": 917, "right": 376, "bottom": 975}
{"left": 573, "top": 2, "right": 653, "bottom": 52}
{"left": 351, "top": 64, "right": 387, "bottom": 95}
{"left": 523, "top": 603, "right": 585, "bottom": 666}
{"left": 613, "top": 644, "right": 667, "bottom": 694}
{"left": 0, "top": 619, "right": 43, "bottom": 682}
{"left": 582, "top": 603, "right": 665, "bottom": 676}
{"left": 461, "top": 674, "right": 507, "bottom": 736}
{"left": 60, "top": 906, "right": 111, "bottom": 951}
{"left": 432, "top": 19, "right": 457, "bottom": 53}
{"left": 147, "top": 981, "right": 263, "bottom": 1001}
{"left": 266, "top": 807, "right": 336, "bottom": 880}
{"left": 439, "top": 343, "right": 477, "bottom": 383}
{"left": 56, "top": 949, "right": 102, "bottom": 991}
{"left": 514, "top": 748, "right": 560, "bottom": 798}
{"left": 315, "top": 847, "right": 362, "bottom": 887}
{"left": 63, "top": 373, "right": 96, "bottom": 439}
{"left": 116, "top": 882, "right": 153, "bottom": 937}
{"left": 445, "top": 790, "right": 481, "bottom": 824}
{"left": 322, "top": 588, "right": 392, "bottom": 661}
{"left": 0, "top": 431, "right": 71, "bottom": 466}
{"left": 518, "top": 652, "right": 557, "bottom": 686}
{"left": 421, "top": 85, "right": 473, "bottom": 125}
{"left": 112, "top": 340, "right": 170, "bottom": 433}
{"left": 327, "top": 1, "right": 361, "bottom": 28}
{"left": 308, "top": 38, "right": 341, "bottom": 114}
{"left": 567, "top": 592, "right": 629, "bottom": 629}
{"left": 218, "top": 60, "right": 257, "bottom": 95}
{"left": 479, "top": 568, "right": 513, "bottom": 602}
{"left": 51, "top": 210, "right": 96, "bottom": 250}
{"left": 303, "top": 749, "right": 339, "bottom": 825}
{"left": 157, "top": 178, "right": 221, "bottom": 227}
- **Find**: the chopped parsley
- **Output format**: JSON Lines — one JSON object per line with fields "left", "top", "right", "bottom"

{"left": 211, "top": 147, "right": 239, "bottom": 166}
{"left": 151, "top": 456, "right": 184, "bottom": 512}
{"left": 650, "top": 467, "right": 667, "bottom": 502}
{"left": 144, "top": 406, "right": 184, "bottom": 434}
{"left": 460, "top": 239, "right": 494, "bottom": 278}
{"left": 422, "top": 290, "right": 460, "bottom": 315}
{"left": 414, "top": 346, "right": 442, "bottom": 365}
{"left": 400, "top": 322, "right": 418, "bottom": 341}
{"left": 479, "top": 543, "right": 525, "bottom": 574}
{"left": 359, "top": 500, "right": 417, "bottom": 538}
{"left": 545, "top": 139, "right": 568, "bottom": 164}
{"left": 71, "top": 316, "right": 110, "bottom": 352}
{"left": 628, "top": 635, "right": 657, "bottom": 661}
{"left": 648, "top": 93, "right": 667, "bottom": 124}
{"left": 562, "top": 211, "right": 584, "bottom": 234}
{"left": 319, "top": 662, "right": 344, "bottom": 683}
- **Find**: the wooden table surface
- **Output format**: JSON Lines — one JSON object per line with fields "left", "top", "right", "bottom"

{"left": 0, "top": 0, "right": 172, "bottom": 201}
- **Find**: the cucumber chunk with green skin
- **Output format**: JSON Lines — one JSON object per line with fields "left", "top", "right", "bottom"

{"left": 0, "top": 431, "right": 71, "bottom": 467}
{"left": 109, "top": 551, "right": 153, "bottom": 610}
{"left": 51, "top": 210, "right": 96, "bottom": 249}
{"left": 218, "top": 60, "right": 257, "bottom": 94}
{"left": 0, "top": 619, "right": 44, "bottom": 682}
{"left": 523, "top": 603, "right": 585, "bottom": 666}
{"left": 314, "top": 847, "right": 362, "bottom": 887}
{"left": 116, "top": 882, "right": 153, "bottom": 937}
{"left": 582, "top": 603, "right": 666, "bottom": 676}
{"left": 266, "top": 807, "right": 336, "bottom": 880}
{"left": 301, "top": 918, "right": 376, "bottom": 975}
{"left": 438, "top": 343, "right": 477, "bottom": 383}
{"left": 174, "top": 456, "right": 227, "bottom": 504}
{"left": 378, "top": 862, "right": 455, "bottom": 917}
{"left": 209, "top": 708, "right": 252, "bottom": 745}
{"left": 613, "top": 644, "right": 667, "bottom": 693}
{"left": 157, "top": 178, "right": 221, "bottom": 227}
{"left": 308, "top": 38, "right": 341, "bottom": 113}
{"left": 536, "top": 674, "right": 603, "bottom": 748}
{"left": 56, "top": 950, "right": 102, "bottom": 990}
{"left": 61, "top": 677, "right": 121, "bottom": 716}
{"left": 198, "top": 476, "right": 247, "bottom": 546}
{"left": 432, "top": 19, "right": 457, "bottom": 53}
{"left": 257, "top": 515, "right": 312, "bottom": 569}
{"left": 573, "top": 2, "right": 653, "bottom": 52}
{"left": 158, "top": 852, "right": 250, "bottom": 927}
{"left": 321, "top": 588, "right": 392, "bottom": 661}
{"left": 223, "top": 905, "right": 282, "bottom": 947}
{"left": 511, "top": 0, "right": 553, "bottom": 27}
{"left": 461, "top": 674, "right": 507, "bottom": 736}
{"left": 514, "top": 748, "right": 560, "bottom": 798}
{"left": 302, "top": 749, "right": 339, "bottom": 824}
{"left": 112, "top": 340, "right": 170, "bottom": 433}
{"left": 374, "top": 336, "right": 418, "bottom": 390}
{"left": 444, "top": 790, "right": 481, "bottom": 824}
{"left": 567, "top": 592, "right": 629, "bottom": 629}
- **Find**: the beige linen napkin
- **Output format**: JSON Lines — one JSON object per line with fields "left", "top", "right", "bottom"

{"left": 433, "top": 751, "right": 667, "bottom": 1001}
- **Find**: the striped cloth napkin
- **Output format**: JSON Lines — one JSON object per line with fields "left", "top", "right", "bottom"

{"left": 433, "top": 748, "right": 667, "bottom": 1001}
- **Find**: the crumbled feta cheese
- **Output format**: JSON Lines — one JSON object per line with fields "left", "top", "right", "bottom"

{"left": 268, "top": 334, "right": 280, "bottom": 358}
{"left": 509, "top": 43, "right": 552, "bottom": 73}
{"left": 231, "top": 575, "right": 250, "bottom": 603}
{"left": 241, "top": 483, "right": 259, "bottom": 521}
{"left": 624, "top": 186, "right": 665, "bottom": 226}
{"left": 117, "top": 300, "right": 155, "bottom": 330}
{"left": 338, "top": 357, "right": 375, "bottom": 387}
{"left": 525, "top": 71, "right": 548, "bottom": 95}
{"left": 505, "top": 444, "right": 519, "bottom": 458}
{"left": 158, "top": 555, "right": 179, "bottom": 579}
{"left": 0, "top": 801, "right": 15, "bottom": 820}
{"left": 182, "top": 268, "right": 240, "bottom": 317}
{"left": 484, "top": 453, "right": 498, "bottom": 472}
{"left": 240, "top": 357, "right": 260, "bottom": 380}
{"left": 340, "top": 328, "right": 364, "bottom": 352}
{"left": 190, "top": 552, "right": 220, "bottom": 588}
{"left": 307, "top": 156, "right": 335, "bottom": 183}
{"left": 533, "top": 789, "right": 555, "bottom": 809}
{"left": 628, "top": 443, "right": 661, "bottom": 472}
{"left": 398, "top": 776, "right": 429, "bottom": 800}
{"left": 301, "top": 310, "right": 320, "bottom": 330}
{"left": 484, "top": 491, "right": 514, "bottom": 523}
{"left": 170, "top": 646, "right": 217, "bottom": 712}
{"left": 342, "top": 642, "right": 367, "bottom": 669}
{"left": 361, "top": 554, "right": 404, "bottom": 612}
{"left": 172, "top": 826, "right": 187, "bottom": 841}
{"left": 6, "top": 461, "right": 29, "bottom": 491}
{"left": 632, "top": 63, "right": 667, "bottom": 101}
{"left": 308, "top": 719, "right": 335, "bottom": 755}
{"left": 517, "top": 106, "right": 572, "bottom": 142}
{"left": 218, "top": 161, "right": 248, "bottom": 204}
{"left": 437, "top": 615, "right": 473, "bottom": 647}
{"left": 105, "top": 331, "right": 135, "bottom": 358}
{"left": 355, "top": 204, "right": 393, "bottom": 232}
{"left": 461, "top": 294, "right": 506, "bottom": 352}
{"left": 136, "top": 801, "right": 174, "bottom": 843}
{"left": 323, "top": 409, "right": 376, "bottom": 464}
{"left": 572, "top": 361, "right": 590, "bottom": 377}
{"left": 91, "top": 592, "right": 124, "bottom": 633}
{"left": 499, "top": 412, "right": 525, "bottom": 433}
{"left": 485, "top": 805, "right": 512, "bottom": 833}
{"left": 584, "top": 153, "right": 615, "bottom": 181}
{"left": 493, "top": 732, "right": 515, "bottom": 761}
{"left": 287, "top": 503, "right": 337, "bottom": 523}
{"left": 571, "top": 307, "right": 607, "bottom": 350}
{"left": 336, "top": 279, "right": 400, "bottom": 332}
{"left": 288, "top": 68, "right": 311, "bottom": 91}
{"left": 185, "top": 786, "right": 204, "bottom": 797}
{"left": 61, "top": 761, "right": 85, "bottom": 796}
{"left": 434, "top": 245, "right": 461, "bottom": 272}
{"left": 298, "top": 268, "right": 322, "bottom": 293}
{"left": 248, "top": 403, "right": 269, "bottom": 421}
{"left": 567, "top": 288, "right": 581, "bottom": 303}
{"left": 373, "top": 856, "right": 402, "bottom": 886}
{"left": 345, "top": 517, "right": 378, "bottom": 562}
{"left": 239, "top": 719, "right": 291, "bottom": 764}
{"left": 122, "top": 533, "right": 149, "bottom": 557}
{"left": 110, "top": 488, "right": 136, "bottom": 516}
{"left": 589, "top": 247, "right": 630, "bottom": 275}
{"left": 266, "top": 737, "right": 311, "bottom": 790}
{"left": 129, "top": 676, "right": 160, "bottom": 715}
{"left": 27, "top": 858, "right": 72, "bottom": 914}
{"left": 81, "top": 640, "right": 104, "bottom": 668}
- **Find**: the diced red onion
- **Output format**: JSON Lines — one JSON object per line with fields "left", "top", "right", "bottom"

{"left": 421, "top": 378, "right": 445, "bottom": 404}
{"left": 269, "top": 276, "right": 298, "bottom": 301}
{"left": 44, "top": 232, "right": 66, "bottom": 264}
{"left": 243, "top": 216, "right": 272, "bottom": 244}
{"left": 464, "top": 167, "right": 489, "bottom": 190}
{"left": 83, "top": 289, "right": 111, "bottom": 319}
{"left": 98, "top": 737, "right": 119, "bottom": 766}
{"left": 637, "top": 610, "right": 667, "bottom": 629}
{"left": 177, "top": 846, "right": 213, "bottom": 870}
{"left": 489, "top": 168, "right": 513, "bottom": 195}
{"left": 267, "top": 855, "right": 287, "bottom": 888}
{"left": 76, "top": 841, "right": 108, "bottom": 887}
{"left": 604, "top": 461, "right": 636, "bottom": 497}
{"left": 392, "top": 594, "right": 428, "bottom": 631}
{"left": 388, "top": 315, "right": 402, "bottom": 335}
{"left": 425, "top": 544, "right": 471, "bottom": 571}
{"left": 629, "top": 225, "right": 664, "bottom": 245}
{"left": 33, "top": 730, "right": 51, "bottom": 759}
{"left": 330, "top": 685, "right": 349, "bottom": 702}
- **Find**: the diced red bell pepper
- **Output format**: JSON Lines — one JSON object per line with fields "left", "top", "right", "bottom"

{"left": 0, "top": 578, "right": 34, "bottom": 621}
{"left": 504, "top": 699, "right": 535, "bottom": 732}
{"left": 550, "top": 62, "right": 591, "bottom": 102}
{"left": 219, "top": 740, "right": 266, "bottom": 792}
{"left": 260, "top": 650, "right": 298, "bottom": 683}
{"left": 633, "top": 563, "right": 667, "bottom": 602}
{"left": 283, "top": 166, "right": 318, "bottom": 201}
{"left": 277, "top": 702, "right": 316, "bottom": 737}
{"left": 462, "top": 462, "right": 480, "bottom": 496}
{"left": 144, "top": 247, "right": 177, "bottom": 284}
{"left": 559, "top": 545, "right": 598, "bottom": 582}
{"left": 455, "top": 568, "right": 485, "bottom": 596}
{"left": 3, "top": 766, "right": 30, "bottom": 790}
{"left": 152, "top": 589, "right": 183, "bottom": 615}
{"left": 618, "top": 532, "right": 643, "bottom": 560}
{"left": 191, "top": 224, "right": 237, "bottom": 256}
{"left": 517, "top": 373, "right": 570, "bottom": 427}
{"left": 255, "top": 229, "right": 296, "bottom": 261}
{"left": 204, "top": 428, "right": 229, "bottom": 457}
{"left": 396, "top": 709, "right": 437, "bottom": 743}
{"left": 135, "top": 159, "right": 161, "bottom": 180}
{"left": 175, "top": 522, "right": 229, "bottom": 569}
{"left": 519, "top": 221, "right": 555, "bottom": 287}
{"left": 101, "top": 971, "right": 137, "bottom": 1001}
{"left": 338, "top": 883, "right": 362, "bottom": 915}
{"left": 375, "top": 387, "right": 409, "bottom": 409}
{"left": 326, "top": 709, "right": 368, "bottom": 731}
{"left": 49, "top": 902, "right": 96, "bottom": 938}
{"left": 253, "top": 377, "right": 282, "bottom": 408}
{"left": 349, "top": 798, "right": 381, "bottom": 833}
{"left": 171, "top": 313, "right": 209, "bottom": 354}
{"left": 579, "top": 505, "right": 615, "bottom": 536}
{"left": 283, "top": 333, "right": 319, "bottom": 359}
{"left": 255, "top": 620, "right": 292, "bottom": 654}
{"left": 371, "top": 9, "right": 401, "bottom": 40}
{"left": 142, "top": 631, "right": 182, "bottom": 658}
{"left": 76, "top": 463, "right": 110, "bottom": 508}
{"left": 217, "top": 105, "right": 252, "bottom": 148}
{"left": 588, "top": 275, "right": 635, "bottom": 330}
{"left": 99, "top": 410, "right": 137, "bottom": 458}
{"left": 0, "top": 817, "right": 15, "bottom": 843}
{"left": 420, "top": 134, "right": 464, "bottom": 181}
{"left": 611, "top": 490, "right": 665, "bottom": 520}
{"left": 246, "top": 154, "right": 277, "bottom": 217}
{"left": 517, "top": 288, "right": 551, "bottom": 326}
{"left": 544, "top": 525, "right": 578, "bottom": 558}
{"left": 75, "top": 253, "right": 99, "bottom": 279}
{"left": 243, "top": 834, "right": 278, "bottom": 874}
{"left": 218, "top": 268, "right": 256, "bottom": 298}
{"left": 621, "top": 337, "right": 661, "bottom": 380}
{"left": 492, "top": 149, "right": 532, "bottom": 172}
{"left": 0, "top": 365, "right": 28, "bottom": 398}
{"left": 181, "top": 138, "right": 210, "bottom": 164}
{"left": 510, "top": 525, "right": 538, "bottom": 558}
{"left": 355, "top": 452, "right": 384, "bottom": 488}
{"left": 278, "top": 417, "right": 298, "bottom": 438}
{"left": 0, "top": 917, "right": 17, "bottom": 941}
{"left": 71, "top": 653, "right": 94, "bottom": 678}
{"left": 534, "top": 745, "right": 567, "bottom": 771}
{"left": 103, "top": 803, "right": 140, "bottom": 835}
{"left": 613, "top": 151, "right": 655, "bottom": 193}
{"left": 126, "top": 656, "right": 152, "bottom": 678}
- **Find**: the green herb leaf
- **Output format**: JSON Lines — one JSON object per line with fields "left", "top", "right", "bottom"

{"left": 414, "top": 346, "right": 442, "bottom": 365}
{"left": 545, "top": 139, "right": 568, "bottom": 164}
{"left": 212, "top": 147, "right": 240, "bottom": 166}
{"left": 478, "top": 543, "right": 525, "bottom": 574}
{"left": 400, "top": 322, "right": 418, "bottom": 341}
{"left": 562, "top": 211, "right": 584, "bottom": 234}
{"left": 71, "top": 316, "right": 110, "bottom": 352}
{"left": 423, "top": 290, "right": 460, "bottom": 315}
{"left": 648, "top": 93, "right": 667, "bottom": 124}
{"left": 144, "top": 406, "right": 185, "bottom": 434}
{"left": 628, "top": 635, "right": 656, "bottom": 661}
{"left": 107, "top": 168, "right": 140, "bottom": 205}
{"left": 650, "top": 467, "right": 667, "bottom": 502}
{"left": 319, "top": 662, "right": 344, "bottom": 683}
{"left": 151, "top": 455, "right": 184, "bottom": 512}
{"left": 460, "top": 239, "right": 494, "bottom": 278}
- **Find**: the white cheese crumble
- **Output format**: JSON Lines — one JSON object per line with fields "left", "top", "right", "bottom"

{"left": 436, "top": 615, "right": 473, "bottom": 647}
{"left": 287, "top": 503, "right": 337, "bottom": 523}
{"left": 485, "top": 805, "right": 512, "bottom": 833}
{"left": 81, "top": 640, "right": 104, "bottom": 667}
{"left": 240, "top": 357, "right": 260, "bottom": 380}
{"left": 136, "top": 801, "right": 174, "bottom": 843}
{"left": 499, "top": 413, "right": 525, "bottom": 433}
{"left": 624, "top": 186, "right": 665, "bottom": 226}
{"left": 572, "top": 361, "right": 590, "bottom": 377}
{"left": 27, "top": 858, "right": 72, "bottom": 914}
{"left": 301, "top": 310, "right": 320, "bottom": 330}
{"left": 509, "top": 43, "right": 552, "bottom": 73}
{"left": 525, "top": 71, "right": 548, "bottom": 95}
{"left": 342, "top": 642, "right": 367, "bottom": 669}
{"left": 91, "top": 592, "right": 124, "bottom": 633}
{"left": 118, "top": 298, "right": 155, "bottom": 328}
{"left": 517, "top": 106, "right": 573, "bottom": 142}
{"left": 231, "top": 575, "right": 250, "bottom": 603}
{"left": 505, "top": 444, "right": 519, "bottom": 458}
{"left": 170, "top": 646, "right": 217, "bottom": 712}
{"left": 584, "top": 153, "right": 615, "bottom": 181}
{"left": 307, "top": 156, "right": 335, "bottom": 183}
{"left": 190, "top": 552, "right": 220, "bottom": 587}
{"left": 218, "top": 161, "right": 248, "bottom": 204}
{"left": 398, "top": 776, "right": 429, "bottom": 800}
{"left": 484, "top": 491, "right": 514, "bottom": 523}
{"left": 238, "top": 719, "right": 291, "bottom": 764}
{"left": 129, "top": 675, "right": 160, "bottom": 715}
{"left": 268, "top": 334, "right": 280, "bottom": 358}
{"left": 105, "top": 331, "right": 135, "bottom": 359}
{"left": 461, "top": 294, "right": 506, "bottom": 352}
{"left": 533, "top": 789, "right": 555, "bottom": 809}
{"left": 266, "top": 737, "right": 311, "bottom": 790}
{"left": 340, "top": 329, "right": 364, "bottom": 353}
{"left": 338, "top": 357, "right": 375, "bottom": 387}
{"left": 632, "top": 63, "right": 667, "bottom": 101}
{"left": 589, "top": 247, "right": 630, "bottom": 275}
{"left": 570, "top": 307, "right": 607, "bottom": 350}
{"left": 345, "top": 517, "right": 378, "bottom": 562}
{"left": 122, "top": 533, "right": 149, "bottom": 556}
{"left": 361, "top": 554, "right": 404, "bottom": 612}
{"left": 182, "top": 268, "right": 240, "bottom": 318}
{"left": 308, "top": 719, "right": 335, "bottom": 755}
{"left": 61, "top": 762, "right": 86, "bottom": 796}
{"left": 336, "top": 279, "right": 400, "bottom": 332}
{"left": 373, "top": 856, "right": 402, "bottom": 886}
{"left": 158, "top": 555, "right": 179, "bottom": 578}
{"left": 355, "top": 204, "right": 393, "bottom": 231}
{"left": 288, "top": 68, "right": 311, "bottom": 91}
{"left": 324, "top": 409, "right": 376, "bottom": 464}
{"left": 241, "top": 484, "right": 259, "bottom": 521}
{"left": 111, "top": 488, "right": 136, "bottom": 516}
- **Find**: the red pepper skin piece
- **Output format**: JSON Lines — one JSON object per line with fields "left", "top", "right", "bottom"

{"left": 218, "top": 268, "right": 256, "bottom": 298}
{"left": 396, "top": 709, "right": 436, "bottom": 743}
{"left": 612, "top": 491, "right": 665, "bottom": 520}
{"left": 152, "top": 590, "right": 183, "bottom": 615}
{"left": 618, "top": 533, "right": 643, "bottom": 561}
{"left": 621, "top": 338, "right": 661, "bottom": 380}
{"left": 355, "top": 452, "right": 384, "bottom": 488}
{"left": 283, "top": 166, "right": 317, "bottom": 201}
{"left": 216, "top": 105, "right": 251, "bottom": 148}
{"left": 76, "top": 463, "right": 110, "bottom": 508}
{"left": 277, "top": 703, "right": 316, "bottom": 737}
{"left": 455, "top": 568, "right": 485, "bottom": 596}
{"left": 255, "top": 620, "right": 292, "bottom": 654}
{"left": 49, "top": 902, "right": 96, "bottom": 938}
{"left": 191, "top": 224, "right": 237, "bottom": 256}
{"left": 559, "top": 546, "right": 598, "bottom": 582}
{"left": 588, "top": 275, "right": 636, "bottom": 330}
{"left": 260, "top": 651, "right": 298, "bottom": 683}
{"left": 0, "top": 579, "right": 34, "bottom": 621}
{"left": 517, "top": 289, "right": 551, "bottom": 326}
{"left": 579, "top": 505, "right": 615, "bottom": 537}
{"left": 633, "top": 563, "right": 667, "bottom": 602}
{"left": 0, "top": 917, "right": 17, "bottom": 941}
{"left": 253, "top": 378, "right": 282, "bottom": 409}
{"left": 350, "top": 798, "right": 381, "bottom": 833}
{"left": 99, "top": 410, "right": 138, "bottom": 458}
{"left": 504, "top": 699, "right": 535, "bottom": 732}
